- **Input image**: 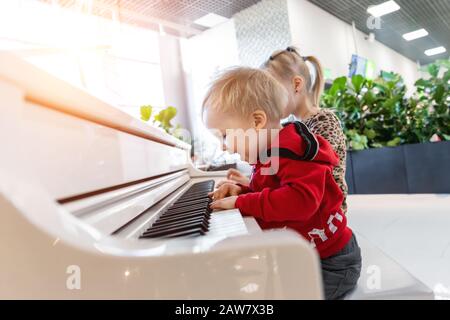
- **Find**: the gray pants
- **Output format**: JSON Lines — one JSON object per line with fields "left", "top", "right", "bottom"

{"left": 321, "top": 233, "right": 362, "bottom": 300}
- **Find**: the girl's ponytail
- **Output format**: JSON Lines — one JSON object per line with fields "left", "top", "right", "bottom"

{"left": 304, "top": 55, "right": 324, "bottom": 107}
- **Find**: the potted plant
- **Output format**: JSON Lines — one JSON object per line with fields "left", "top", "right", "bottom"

{"left": 321, "top": 59, "right": 450, "bottom": 194}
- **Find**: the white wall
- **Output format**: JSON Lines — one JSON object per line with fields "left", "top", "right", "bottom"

{"left": 159, "top": 35, "right": 191, "bottom": 131}
{"left": 180, "top": 20, "right": 240, "bottom": 163}
{"left": 287, "top": 0, "right": 420, "bottom": 92}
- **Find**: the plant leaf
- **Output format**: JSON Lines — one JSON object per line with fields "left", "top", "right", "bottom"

{"left": 328, "top": 76, "right": 347, "bottom": 96}
{"left": 140, "top": 105, "right": 153, "bottom": 121}
{"left": 364, "top": 128, "right": 377, "bottom": 139}
{"left": 351, "top": 75, "right": 365, "bottom": 94}
{"left": 154, "top": 106, "right": 177, "bottom": 132}
{"left": 434, "top": 85, "right": 445, "bottom": 103}
{"left": 415, "top": 79, "right": 431, "bottom": 88}
{"left": 387, "top": 137, "right": 401, "bottom": 147}
{"left": 428, "top": 63, "right": 439, "bottom": 77}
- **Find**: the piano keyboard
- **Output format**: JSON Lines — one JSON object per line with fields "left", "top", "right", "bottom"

{"left": 140, "top": 180, "right": 215, "bottom": 239}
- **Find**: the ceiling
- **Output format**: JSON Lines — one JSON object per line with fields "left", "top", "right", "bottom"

{"left": 40, "top": 0, "right": 261, "bottom": 37}
{"left": 40, "top": 0, "right": 449, "bottom": 64}
{"left": 308, "top": 0, "right": 450, "bottom": 65}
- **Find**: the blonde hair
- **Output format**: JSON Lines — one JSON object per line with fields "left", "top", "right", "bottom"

{"left": 202, "top": 67, "right": 288, "bottom": 121}
{"left": 262, "top": 46, "right": 324, "bottom": 106}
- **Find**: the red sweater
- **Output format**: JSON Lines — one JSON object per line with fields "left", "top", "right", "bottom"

{"left": 235, "top": 123, "right": 352, "bottom": 259}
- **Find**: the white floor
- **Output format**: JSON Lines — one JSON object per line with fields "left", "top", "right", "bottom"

{"left": 347, "top": 194, "right": 450, "bottom": 299}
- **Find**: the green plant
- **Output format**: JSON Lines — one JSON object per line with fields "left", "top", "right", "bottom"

{"left": 411, "top": 59, "right": 450, "bottom": 142}
{"left": 322, "top": 73, "right": 408, "bottom": 150}
{"left": 321, "top": 60, "right": 450, "bottom": 150}
{"left": 140, "top": 105, "right": 189, "bottom": 143}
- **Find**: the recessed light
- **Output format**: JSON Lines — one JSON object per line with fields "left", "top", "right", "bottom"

{"left": 194, "top": 13, "right": 228, "bottom": 28}
{"left": 367, "top": 1, "right": 400, "bottom": 18}
{"left": 425, "top": 46, "right": 447, "bottom": 56}
{"left": 402, "top": 28, "right": 428, "bottom": 41}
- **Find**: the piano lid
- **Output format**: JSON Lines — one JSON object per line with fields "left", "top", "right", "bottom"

{"left": 0, "top": 52, "right": 190, "bottom": 150}
{"left": 0, "top": 53, "right": 191, "bottom": 199}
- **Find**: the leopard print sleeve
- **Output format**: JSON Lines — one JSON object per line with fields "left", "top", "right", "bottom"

{"left": 304, "top": 110, "right": 348, "bottom": 214}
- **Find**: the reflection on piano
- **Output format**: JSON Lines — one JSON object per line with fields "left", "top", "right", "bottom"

{"left": 0, "top": 52, "right": 323, "bottom": 299}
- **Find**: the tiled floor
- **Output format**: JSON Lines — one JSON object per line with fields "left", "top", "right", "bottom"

{"left": 347, "top": 194, "right": 450, "bottom": 299}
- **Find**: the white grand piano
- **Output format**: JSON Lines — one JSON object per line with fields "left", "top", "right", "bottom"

{"left": 0, "top": 53, "right": 435, "bottom": 300}
{"left": 0, "top": 53, "right": 323, "bottom": 299}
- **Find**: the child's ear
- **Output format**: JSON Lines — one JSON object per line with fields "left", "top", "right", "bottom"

{"left": 292, "top": 76, "right": 305, "bottom": 93}
{"left": 251, "top": 110, "right": 267, "bottom": 130}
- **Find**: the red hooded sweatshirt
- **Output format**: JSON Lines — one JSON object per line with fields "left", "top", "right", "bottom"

{"left": 235, "top": 122, "right": 352, "bottom": 259}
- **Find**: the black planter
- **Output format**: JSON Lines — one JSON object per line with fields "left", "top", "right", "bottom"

{"left": 345, "top": 141, "right": 450, "bottom": 194}
{"left": 404, "top": 141, "right": 450, "bottom": 193}
{"left": 345, "top": 151, "right": 356, "bottom": 194}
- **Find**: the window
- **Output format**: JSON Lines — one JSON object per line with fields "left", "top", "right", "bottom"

{"left": 0, "top": 0, "right": 164, "bottom": 119}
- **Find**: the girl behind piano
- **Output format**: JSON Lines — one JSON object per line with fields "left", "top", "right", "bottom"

{"left": 202, "top": 67, "right": 361, "bottom": 300}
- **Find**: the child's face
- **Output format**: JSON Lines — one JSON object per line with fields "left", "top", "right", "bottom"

{"left": 204, "top": 108, "right": 270, "bottom": 164}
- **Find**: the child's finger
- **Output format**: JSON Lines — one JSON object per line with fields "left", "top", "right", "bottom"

{"left": 230, "top": 188, "right": 240, "bottom": 196}
{"left": 210, "top": 200, "right": 222, "bottom": 210}
{"left": 216, "top": 187, "right": 227, "bottom": 200}
{"left": 210, "top": 190, "right": 221, "bottom": 200}
{"left": 216, "top": 180, "right": 235, "bottom": 188}
{"left": 227, "top": 168, "right": 240, "bottom": 180}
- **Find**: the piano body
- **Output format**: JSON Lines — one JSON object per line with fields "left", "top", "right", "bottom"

{"left": 0, "top": 53, "right": 323, "bottom": 299}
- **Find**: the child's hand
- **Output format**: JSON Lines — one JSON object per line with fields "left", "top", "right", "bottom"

{"left": 210, "top": 196, "right": 238, "bottom": 210}
{"left": 216, "top": 179, "right": 237, "bottom": 188}
{"left": 208, "top": 183, "right": 242, "bottom": 201}
{"left": 227, "top": 168, "right": 250, "bottom": 186}
{"left": 216, "top": 169, "right": 250, "bottom": 188}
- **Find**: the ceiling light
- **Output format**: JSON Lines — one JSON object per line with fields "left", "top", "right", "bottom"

{"left": 194, "top": 13, "right": 228, "bottom": 28}
{"left": 367, "top": 1, "right": 400, "bottom": 17}
{"left": 424, "top": 46, "right": 447, "bottom": 56}
{"left": 158, "top": 24, "right": 166, "bottom": 36}
{"left": 402, "top": 28, "right": 428, "bottom": 41}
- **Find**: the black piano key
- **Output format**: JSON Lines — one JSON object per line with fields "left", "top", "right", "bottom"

{"left": 158, "top": 210, "right": 210, "bottom": 221}
{"left": 187, "top": 183, "right": 214, "bottom": 192}
{"left": 168, "top": 201, "right": 211, "bottom": 211}
{"left": 185, "top": 183, "right": 213, "bottom": 191}
{"left": 164, "top": 205, "right": 210, "bottom": 216}
{"left": 156, "top": 212, "right": 210, "bottom": 224}
{"left": 140, "top": 228, "right": 205, "bottom": 239}
{"left": 169, "top": 198, "right": 210, "bottom": 210}
{"left": 177, "top": 193, "right": 211, "bottom": 201}
{"left": 169, "top": 200, "right": 208, "bottom": 208}
{"left": 159, "top": 209, "right": 207, "bottom": 219}
{"left": 154, "top": 215, "right": 208, "bottom": 226}
{"left": 173, "top": 196, "right": 210, "bottom": 204}
{"left": 143, "top": 220, "right": 209, "bottom": 236}
{"left": 162, "top": 206, "right": 206, "bottom": 215}
{"left": 141, "top": 224, "right": 207, "bottom": 238}
{"left": 149, "top": 217, "right": 209, "bottom": 231}
{"left": 159, "top": 210, "right": 208, "bottom": 220}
